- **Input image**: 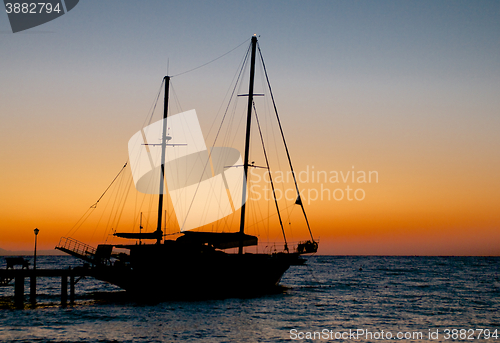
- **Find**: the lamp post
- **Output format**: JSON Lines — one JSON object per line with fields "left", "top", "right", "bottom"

{"left": 33, "top": 228, "right": 39, "bottom": 271}
{"left": 31, "top": 228, "right": 39, "bottom": 305}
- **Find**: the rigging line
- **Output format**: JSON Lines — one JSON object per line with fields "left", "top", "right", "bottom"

{"left": 90, "top": 162, "right": 128, "bottom": 209}
{"left": 113, "top": 174, "right": 134, "bottom": 232}
{"left": 255, "top": 60, "right": 291, "bottom": 232}
{"left": 137, "top": 176, "right": 158, "bottom": 233}
{"left": 171, "top": 38, "right": 250, "bottom": 78}
{"left": 143, "top": 79, "right": 165, "bottom": 129}
{"left": 103, "top": 160, "right": 131, "bottom": 242}
{"left": 256, "top": 56, "right": 292, "bottom": 225}
{"left": 257, "top": 43, "right": 315, "bottom": 242}
{"left": 245, "top": 202, "right": 296, "bottom": 230}
{"left": 247, "top": 173, "right": 266, "bottom": 241}
{"left": 212, "top": 43, "right": 251, "bottom": 149}
{"left": 205, "top": 43, "right": 249, "bottom": 141}
{"left": 91, "top": 168, "right": 125, "bottom": 242}
{"left": 146, "top": 189, "right": 156, "bottom": 232}
{"left": 133, "top": 168, "right": 142, "bottom": 231}
{"left": 170, "top": 82, "right": 183, "bottom": 114}
{"left": 220, "top": 49, "right": 250, "bottom": 152}
{"left": 218, "top": 45, "right": 250, "bottom": 152}
{"left": 103, "top": 165, "right": 127, "bottom": 242}
{"left": 128, "top": 152, "right": 153, "bottom": 233}
{"left": 112, "top": 170, "right": 131, "bottom": 232}
{"left": 286, "top": 204, "right": 295, "bottom": 243}
{"left": 179, "top": 41, "right": 252, "bottom": 230}
{"left": 253, "top": 101, "right": 288, "bottom": 251}
{"left": 65, "top": 207, "right": 94, "bottom": 237}
{"left": 227, "top": 75, "right": 248, "bottom": 148}
{"left": 79, "top": 161, "right": 128, "bottom": 242}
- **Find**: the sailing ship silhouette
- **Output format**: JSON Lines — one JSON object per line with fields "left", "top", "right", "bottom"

{"left": 56, "top": 36, "right": 318, "bottom": 299}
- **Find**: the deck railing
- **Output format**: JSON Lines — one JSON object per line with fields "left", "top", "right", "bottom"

{"left": 57, "top": 237, "right": 96, "bottom": 258}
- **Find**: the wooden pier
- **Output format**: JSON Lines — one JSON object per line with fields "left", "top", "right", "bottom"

{"left": 0, "top": 267, "right": 94, "bottom": 307}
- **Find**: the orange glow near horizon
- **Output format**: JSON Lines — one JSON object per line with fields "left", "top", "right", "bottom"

{"left": 2, "top": 110, "right": 500, "bottom": 256}
{"left": 1, "top": 155, "right": 499, "bottom": 256}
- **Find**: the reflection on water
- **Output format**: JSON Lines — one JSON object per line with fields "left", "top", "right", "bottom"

{"left": 0, "top": 256, "right": 499, "bottom": 342}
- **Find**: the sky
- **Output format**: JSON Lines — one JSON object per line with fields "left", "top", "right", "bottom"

{"left": 1, "top": 0, "right": 499, "bottom": 255}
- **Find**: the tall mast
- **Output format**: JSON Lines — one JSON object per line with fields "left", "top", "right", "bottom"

{"left": 238, "top": 35, "right": 258, "bottom": 254}
{"left": 155, "top": 76, "right": 170, "bottom": 245}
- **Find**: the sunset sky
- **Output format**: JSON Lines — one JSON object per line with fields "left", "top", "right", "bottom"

{"left": 1, "top": 1, "right": 499, "bottom": 255}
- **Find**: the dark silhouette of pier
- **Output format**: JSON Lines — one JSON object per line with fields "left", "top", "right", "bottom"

{"left": 0, "top": 266, "right": 93, "bottom": 308}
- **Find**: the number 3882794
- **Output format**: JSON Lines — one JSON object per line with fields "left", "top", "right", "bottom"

{"left": 5, "top": 3, "right": 62, "bottom": 14}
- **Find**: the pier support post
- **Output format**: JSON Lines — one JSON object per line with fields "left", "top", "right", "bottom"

{"left": 61, "top": 275, "right": 67, "bottom": 307}
{"left": 14, "top": 275, "right": 24, "bottom": 307}
{"left": 70, "top": 274, "right": 75, "bottom": 304}
{"left": 30, "top": 273, "right": 37, "bottom": 305}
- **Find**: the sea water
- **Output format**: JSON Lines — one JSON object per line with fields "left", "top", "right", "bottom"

{"left": 0, "top": 256, "right": 498, "bottom": 342}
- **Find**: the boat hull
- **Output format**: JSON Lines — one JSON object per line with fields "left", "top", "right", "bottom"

{"left": 92, "top": 245, "right": 298, "bottom": 299}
